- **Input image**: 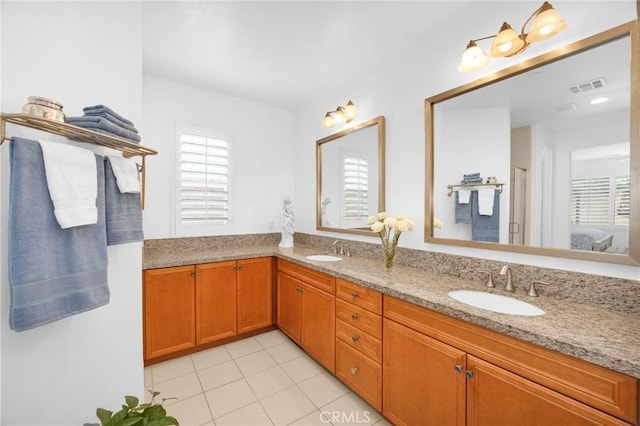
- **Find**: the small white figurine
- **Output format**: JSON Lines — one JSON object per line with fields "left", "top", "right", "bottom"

{"left": 321, "top": 197, "right": 332, "bottom": 226}
{"left": 279, "top": 197, "right": 294, "bottom": 248}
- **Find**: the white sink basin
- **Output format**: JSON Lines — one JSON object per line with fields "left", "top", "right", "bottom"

{"left": 305, "top": 254, "right": 342, "bottom": 262}
{"left": 448, "top": 290, "right": 545, "bottom": 316}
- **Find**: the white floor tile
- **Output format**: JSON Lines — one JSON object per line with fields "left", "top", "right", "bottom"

{"left": 372, "top": 417, "right": 392, "bottom": 426}
{"left": 266, "top": 340, "right": 306, "bottom": 364}
{"left": 151, "top": 356, "right": 196, "bottom": 384}
{"left": 198, "top": 360, "right": 243, "bottom": 391}
{"left": 255, "top": 329, "right": 291, "bottom": 349}
{"left": 225, "top": 337, "right": 263, "bottom": 358}
{"left": 320, "top": 393, "right": 381, "bottom": 425}
{"left": 281, "top": 356, "right": 325, "bottom": 383}
{"left": 164, "top": 393, "right": 213, "bottom": 426}
{"left": 235, "top": 350, "right": 278, "bottom": 377}
{"left": 200, "top": 422, "right": 215, "bottom": 426}
{"left": 150, "top": 372, "right": 203, "bottom": 406}
{"left": 298, "top": 372, "right": 350, "bottom": 408}
{"left": 205, "top": 379, "right": 257, "bottom": 419}
{"left": 246, "top": 366, "right": 295, "bottom": 399}
{"left": 260, "top": 386, "right": 316, "bottom": 426}
{"left": 191, "top": 346, "right": 232, "bottom": 371}
{"left": 215, "top": 401, "right": 274, "bottom": 426}
{"left": 288, "top": 410, "right": 332, "bottom": 426}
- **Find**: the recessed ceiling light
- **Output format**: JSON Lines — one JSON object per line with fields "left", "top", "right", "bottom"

{"left": 589, "top": 97, "right": 609, "bottom": 105}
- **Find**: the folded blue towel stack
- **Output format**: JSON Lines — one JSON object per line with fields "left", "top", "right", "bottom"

{"left": 66, "top": 105, "right": 140, "bottom": 144}
{"left": 462, "top": 172, "right": 483, "bottom": 184}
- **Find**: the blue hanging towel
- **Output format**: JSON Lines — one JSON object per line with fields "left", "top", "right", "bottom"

{"left": 8, "top": 138, "right": 109, "bottom": 332}
{"left": 471, "top": 189, "right": 500, "bottom": 242}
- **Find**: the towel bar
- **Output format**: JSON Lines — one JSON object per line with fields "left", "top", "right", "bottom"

{"left": 447, "top": 183, "right": 504, "bottom": 196}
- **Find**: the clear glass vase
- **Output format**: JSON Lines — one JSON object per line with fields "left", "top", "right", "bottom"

{"left": 383, "top": 241, "right": 397, "bottom": 270}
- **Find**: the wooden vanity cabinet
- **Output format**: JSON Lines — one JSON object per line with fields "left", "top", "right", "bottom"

{"left": 334, "top": 279, "right": 383, "bottom": 411}
{"left": 383, "top": 295, "right": 638, "bottom": 426}
{"left": 277, "top": 259, "right": 335, "bottom": 372}
{"left": 144, "top": 257, "right": 273, "bottom": 363}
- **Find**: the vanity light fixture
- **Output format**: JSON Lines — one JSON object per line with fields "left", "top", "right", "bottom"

{"left": 321, "top": 100, "right": 358, "bottom": 128}
{"left": 458, "top": 1, "right": 567, "bottom": 73}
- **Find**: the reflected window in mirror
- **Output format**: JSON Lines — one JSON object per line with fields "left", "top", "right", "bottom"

{"left": 317, "top": 116, "right": 385, "bottom": 236}
{"left": 425, "top": 21, "right": 638, "bottom": 265}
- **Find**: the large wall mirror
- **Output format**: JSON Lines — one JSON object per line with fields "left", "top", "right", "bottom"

{"left": 317, "top": 116, "right": 385, "bottom": 236}
{"left": 425, "top": 21, "right": 639, "bottom": 265}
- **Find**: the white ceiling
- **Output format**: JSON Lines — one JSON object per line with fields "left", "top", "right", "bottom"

{"left": 143, "top": 1, "right": 472, "bottom": 110}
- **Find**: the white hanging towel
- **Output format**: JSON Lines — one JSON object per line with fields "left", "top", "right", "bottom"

{"left": 38, "top": 140, "right": 98, "bottom": 229}
{"left": 478, "top": 188, "right": 495, "bottom": 216}
{"left": 458, "top": 189, "right": 471, "bottom": 204}
{"left": 106, "top": 155, "right": 140, "bottom": 193}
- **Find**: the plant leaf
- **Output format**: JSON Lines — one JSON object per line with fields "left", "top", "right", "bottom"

{"left": 112, "top": 407, "right": 129, "bottom": 424}
{"left": 96, "top": 408, "right": 113, "bottom": 425}
{"left": 122, "top": 417, "right": 144, "bottom": 426}
{"left": 164, "top": 415, "right": 180, "bottom": 425}
{"left": 147, "top": 404, "right": 166, "bottom": 421}
{"left": 125, "top": 395, "right": 140, "bottom": 408}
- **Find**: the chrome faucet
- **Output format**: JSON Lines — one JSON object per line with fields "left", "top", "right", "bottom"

{"left": 499, "top": 265, "right": 515, "bottom": 292}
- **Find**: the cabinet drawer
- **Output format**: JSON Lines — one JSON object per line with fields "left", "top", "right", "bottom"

{"left": 278, "top": 259, "right": 335, "bottom": 294}
{"left": 336, "top": 339, "right": 382, "bottom": 411}
{"left": 336, "top": 279, "right": 382, "bottom": 314}
{"left": 336, "top": 299, "right": 382, "bottom": 339}
{"left": 336, "top": 318, "right": 382, "bottom": 363}
{"left": 384, "top": 295, "right": 638, "bottom": 424}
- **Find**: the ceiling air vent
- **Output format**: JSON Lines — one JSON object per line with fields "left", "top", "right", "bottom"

{"left": 568, "top": 77, "right": 607, "bottom": 94}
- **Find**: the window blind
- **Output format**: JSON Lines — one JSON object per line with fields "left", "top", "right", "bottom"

{"left": 343, "top": 155, "right": 368, "bottom": 221}
{"left": 178, "top": 131, "right": 229, "bottom": 225}
{"left": 614, "top": 175, "right": 630, "bottom": 226}
{"left": 570, "top": 177, "right": 610, "bottom": 225}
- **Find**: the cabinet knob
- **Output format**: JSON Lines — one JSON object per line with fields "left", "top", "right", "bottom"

{"left": 351, "top": 292, "right": 358, "bottom": 299}
{"left": 465, "top": 370, "right": 474, "bottom": 379}
{"left": 190, "top": 271, "right": 196, "bottom": 276}
{"left": 296, "top": 287, "right": 303, "bottom": 293}
{"left": 454, "top": 365, "right": 462, "bottom": 374}
{"left": 350, "top": 367, "right": 359, "bottom": 375}
{"left": 351, "top": 313, "right": 358, "bottom": 321}
{"left": 237, "top": 265, "right": 243, "bottom": 271}
{"left": 351, "top": 335, "right": 359, "bottom": 343}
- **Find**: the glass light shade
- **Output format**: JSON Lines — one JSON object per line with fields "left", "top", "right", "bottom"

{"left": 490, "top": 23, "right": 525, "bottom": 57}
{"left": 344, "top": 100, "right": 358, "bottom": 122}
{"left": 526, "top": 4, "right": 567, "bottom": 43}
{"left": 332, "top": 107, "right": 346, "bottom": 124}
{"left": 458, "top": 41, "right": 489, "bottom": 73}
{"left": 321, "top": 113, "right": 334, "bottom": 128}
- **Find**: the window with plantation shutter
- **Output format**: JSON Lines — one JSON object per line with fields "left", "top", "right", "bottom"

{"left": 175, "top": 125, "right": 231, "bottom": 235}
{"left": 570, "top": 177, "right": 610, "bottom": 225}
{"left": 343, "top": 155, "right": 368, "bottom": 221}
{"left": 614, "top": 175, "right": 630, "bottom": 225}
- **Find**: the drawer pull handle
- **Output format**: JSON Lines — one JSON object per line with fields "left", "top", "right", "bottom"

{"left": 351, "top": 292, "right": 358, "bottom": 299}
{"left": 351, "top": 313, "right": 358, "bottom": 320}
{"left": 351, "top": 367, "right": 358, "bottom": 375}
{"left": 454, "top": 365, "right": 462, "bottom": 374}
{"left": 351, "top": 335, "right": 359, "bottom": 343}
{"left": 465, "top": 370, "right": 474, "bottom": 379}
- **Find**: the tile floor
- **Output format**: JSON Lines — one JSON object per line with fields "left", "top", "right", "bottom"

{"left": 145, "top": 330, "right": 392, "bottom": 426}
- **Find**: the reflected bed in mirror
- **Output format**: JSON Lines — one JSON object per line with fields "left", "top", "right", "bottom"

{"left": 317, "top": 116, "right": 385, "bottom": 236}
{"left": 425, "top": 21, "right": 639, "bottom": 265}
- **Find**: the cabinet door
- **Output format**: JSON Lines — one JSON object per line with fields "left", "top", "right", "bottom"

{"left": 277, "top": 272, "right": 302, "bottom": 342}
{"left": 301, "top": 283, "right": 335, "bottom": 373}
{"left": 144, "top": 266, "right": 196, "bottom": 360}
{"left": 383, "top": 319, "right": 466, "bottom": 426}
{"left": 195, "top": 261, "right": 237, "bottom": 345}
{"left": 237, "top": 257, "right": 273, "bottom": 334}
{"left": 466, "top": 356, "right": 631, "bottom": 426}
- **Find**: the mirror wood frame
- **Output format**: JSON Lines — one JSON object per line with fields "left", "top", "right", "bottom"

{"left": 316, "top": 115, "right": 386, "bottom": 236}
{"left": 424, "top": 21, "right": 639, "bottom": 265}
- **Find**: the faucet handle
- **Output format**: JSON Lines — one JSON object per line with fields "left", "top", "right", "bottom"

{"left": 478, "top": 270, "right": 495, "bottom": 288}
{"left": 526, "top": 281, "right": 548, "bottom": 297}
{"left": 332, "top": 239, "right": 340, "bottom": 254}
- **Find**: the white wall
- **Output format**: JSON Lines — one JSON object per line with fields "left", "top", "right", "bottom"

{"left": 1, "top": 3, "right": 144, "bottom": 425}
{"left": 293, "top": 1, "right": 640, "bottom": 280}
{"left": 143, "top": 74, "right": 296, "bottom": 239}
{"left": 433, "top": 106, "right": 510, "bottom": 242}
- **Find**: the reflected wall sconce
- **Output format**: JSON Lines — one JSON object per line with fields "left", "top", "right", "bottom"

{"left": 458, "top": 1, "right": 567, "bottom": 73}
{"left": 321, "top": 100, "right": 358, "bottom": 128}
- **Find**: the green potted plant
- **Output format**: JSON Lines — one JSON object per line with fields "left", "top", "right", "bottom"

{"left": 96, "top": 391, "right": 179, "bottom": 426}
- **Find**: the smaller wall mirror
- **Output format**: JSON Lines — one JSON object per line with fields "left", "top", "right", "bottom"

{"left": 317, "top": 116, "right": 385, "bottom": 236}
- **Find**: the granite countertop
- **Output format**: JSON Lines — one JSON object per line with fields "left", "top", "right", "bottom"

{"left": 143, "top": 244, "right": 640, "bottom": 379}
